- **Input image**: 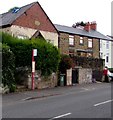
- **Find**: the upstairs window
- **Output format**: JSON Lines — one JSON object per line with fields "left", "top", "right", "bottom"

{"left": 69, "top": 35, "right": 74, "bottom": 46}
{"left": 17, "top": 35, "right": 27, "bottom": 39}
{"left": 80, "top": 37, "right": 84, "bottom": 45}
{"left": 88, "top": 38, "right": 93, "bottom": 48}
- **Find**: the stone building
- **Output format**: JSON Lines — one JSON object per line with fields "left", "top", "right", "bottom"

{"left": 55, "top": 23, "right": 110, "bottom": 58}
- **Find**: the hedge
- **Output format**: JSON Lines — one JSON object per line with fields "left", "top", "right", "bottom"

{"left": 2, "top": 32, "right": 61, "bottom": 76}
{"left": 2, "top": 44, "right": 16, "bottom": 92}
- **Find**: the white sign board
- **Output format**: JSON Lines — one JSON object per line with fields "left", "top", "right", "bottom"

{"left": 33, "top": 49, "right": 37, "bottom": 56}
{"left": 32, "top": 61, "right": 35, "bottom": 72}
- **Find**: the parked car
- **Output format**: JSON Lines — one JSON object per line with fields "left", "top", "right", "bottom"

{"left": 108, "top": 70, "right": 113, "bottom": 81}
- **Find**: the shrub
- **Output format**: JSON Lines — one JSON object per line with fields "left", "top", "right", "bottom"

{"left": 59, "top": 55, "right": 73, "bottom": 73}
{"left": 2, "top": 32, "right": 61, "bottom": 76}
{"left": 2, "top": 44, "right": 16, "bottom": 92}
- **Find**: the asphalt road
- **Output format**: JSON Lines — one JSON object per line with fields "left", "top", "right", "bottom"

{"left": 2, "top": 83, "right": 112, "bottom": 119}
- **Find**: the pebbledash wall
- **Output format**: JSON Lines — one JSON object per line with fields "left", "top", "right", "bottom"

{"left": 12, "top": 3, "right": 58, "bottom": 47}
{"left": 59, "top": 33, "right": 100, "bottom": 58}
{"left": 1, "top": 25, "right": 58, "bottom": 47}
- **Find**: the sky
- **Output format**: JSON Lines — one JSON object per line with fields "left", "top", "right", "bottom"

{"left": 0, "top": 0, "right": 112, "bottom": 35}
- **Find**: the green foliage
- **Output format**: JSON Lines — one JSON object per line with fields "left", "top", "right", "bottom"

{"left": 2, "top": 32, "right": 61, "bottom": 76}
{"left": 8, "top": 7, "right": 19, "bottom": 12}
{"left": 15, "top": 67, "right": 31, "bottom": 85}
{"left": 2, "top": 44, "right": 16, "bottom": 92}
{"left": 59, "top": 55, "right": 73, "bottom": 73}
{"left": 72, "top": 21, "right": 86, "bottom": 28}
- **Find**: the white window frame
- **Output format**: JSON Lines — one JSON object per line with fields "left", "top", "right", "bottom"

{"left": 88, "top": 38, "right": 93, "bottom": 48}
{"left": 80, "top": 37, "right": 84, "bottom": 44}
{"left": 17, "top": 35, "right": 27, "bottom": 40}
{"left": 69, "top": 35, "right": 74, "bottom": 46}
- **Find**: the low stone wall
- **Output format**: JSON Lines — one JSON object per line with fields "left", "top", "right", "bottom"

{"left": 66, "top": 68, "right": 72, "bottom": 85}
{"left": 27, "top": 72, "right": 58, "bottom": 89}
{"left": 78, "top": 68, "right": 92, "bottom": 84}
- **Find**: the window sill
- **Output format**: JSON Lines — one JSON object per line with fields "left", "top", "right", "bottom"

{"left": 69, "top": 45, "right": 75, "bottom": 47}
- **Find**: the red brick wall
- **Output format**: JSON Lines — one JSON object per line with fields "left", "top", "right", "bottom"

{"left": 13, "top": 3, "right": 57, "bottom": 33}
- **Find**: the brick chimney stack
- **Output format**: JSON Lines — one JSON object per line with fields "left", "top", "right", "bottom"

{"left": 90, "top": 21, "right": 97, "bottom": 30}
{"left": 84, "top": 22, "right": 90, "bottom": 32}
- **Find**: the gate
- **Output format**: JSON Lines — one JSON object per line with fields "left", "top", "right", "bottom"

{"left": 72, "top": 69, "right": 78, "bottom": 84}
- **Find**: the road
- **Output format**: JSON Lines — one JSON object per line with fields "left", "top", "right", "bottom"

{"left": 2, "top": 83, "right": 112, "bottom": 119}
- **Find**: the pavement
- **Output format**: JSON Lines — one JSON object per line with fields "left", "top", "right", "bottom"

{"left": 3, "top": 82, "right": 104, "bottom": 104}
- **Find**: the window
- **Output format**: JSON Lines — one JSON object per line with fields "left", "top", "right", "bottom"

{"left": 47, "top": 39, "right": 54, "bottom": 44}
{"left": 106, "top": 41, "right": 109, "bottom": 49}
{"left": 88, "top": 38, "right": 93, "bottom": 48}
{"left": 80, "top": 37, "right": 84, "bottom": 45}
{"left": 18, "top": 35, "right": 27, "bottom": 39}
{"left": 69, "top": 35, "right": 74, "bottom": 46}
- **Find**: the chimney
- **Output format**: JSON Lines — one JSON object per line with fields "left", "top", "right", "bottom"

{"left": 84, "top": 22, "right": 90, "bottom": 32}
{"left": 90, "top": 21, "right": 97, "bottom": 30}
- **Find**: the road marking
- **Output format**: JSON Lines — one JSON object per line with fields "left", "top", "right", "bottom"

{"left": 94, "top": 99, "right": 113, "bottom": 107}
{"left": 22, "top": 97, "right": 32, "bottom": 101}
{"left": 49, "top": 113, "right": 71, "bottom": 120}
{"left": 81, "top": 88, "right": 89, "bottom": 91}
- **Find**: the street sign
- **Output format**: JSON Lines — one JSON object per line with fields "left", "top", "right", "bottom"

{"left": 33, "top": 49, "right": 37, "bottom": 56}
{"left": 32, "top": 61, "right": 35, "bottom": 72}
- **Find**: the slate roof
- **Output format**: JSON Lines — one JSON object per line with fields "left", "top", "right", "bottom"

{"left": 54, "top": 24, "right": 111, "bottom": 40}
{"left": 0, "top": 1, "right": 111, "bottom": 41}
{"left": 0, "top": 2, "right": 36, "bottom": 27}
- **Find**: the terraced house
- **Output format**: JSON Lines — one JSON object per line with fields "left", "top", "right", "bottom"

{"left": 55, "top": 22, "right": 110, "bottom": 59}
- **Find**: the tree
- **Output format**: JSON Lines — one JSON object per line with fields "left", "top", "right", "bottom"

{"left": 8, "top": 7, "right": 20, "bottom": 12}
{"left": 59, "top": 55, "right": 73, "bottom": 73}
{"left": 72, "top": 21, "right": 86, "bottom": 28}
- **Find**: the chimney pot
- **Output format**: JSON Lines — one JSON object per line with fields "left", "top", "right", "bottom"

{"left": 91, "top": 22, "right": 97, "bottom": 30}
{"left": 84, "top": 22, "right": 90, "bottom": 32}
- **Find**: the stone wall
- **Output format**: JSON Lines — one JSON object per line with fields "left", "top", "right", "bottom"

{"left": 93, "top": 38, "right": 100, "bottom": 58}
{"left": 59, "top": 32, "right": 100, "bottom": 58}
{"left": 59, "top": 33, "right": 69, "bottom": 54}
{"left": 66, "top": 68, "right": 72, "bottom": 85}
{"left": 27, "top": 72, "right": 58, "bottom": 89}
{"left": 78, "top": 68, "right": 92, "bottom": 84}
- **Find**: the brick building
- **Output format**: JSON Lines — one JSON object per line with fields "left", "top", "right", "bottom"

{"left": 0, "top": 2, "right": 58, "bottom": 47}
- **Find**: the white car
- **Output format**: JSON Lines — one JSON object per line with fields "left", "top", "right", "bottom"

{"left": 108, "top": 70, "right": 113, "bottom": 81}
